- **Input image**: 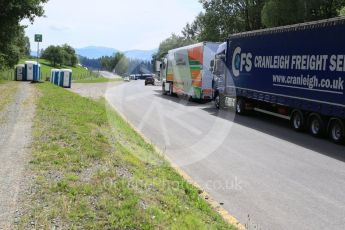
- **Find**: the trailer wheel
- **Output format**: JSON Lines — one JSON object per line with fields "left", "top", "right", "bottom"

{"left": 290, "top": 110, "right": 305, "bottom": 132}
{"left": 329, "top": 119, "right": 345, "bottom": 144}
{"left": 308, "top": 114, "right": 326, "bottom": 137}
{"left": 236, "top": 98, "right": 246, "bottom": 115}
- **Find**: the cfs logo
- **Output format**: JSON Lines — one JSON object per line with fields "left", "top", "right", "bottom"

{"left": 232, "top": 47, "right": 252, "bottom": 77}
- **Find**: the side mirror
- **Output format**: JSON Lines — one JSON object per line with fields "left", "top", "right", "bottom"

{"left": 210, "top": 60, "right": 215, "bottom": 68}
{"left": 218, "top": 54, "right": 226, "bottom": 60}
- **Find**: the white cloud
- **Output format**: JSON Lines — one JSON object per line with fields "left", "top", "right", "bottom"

{"left": 22, "top": 0, "right": 203, "bottom": 51}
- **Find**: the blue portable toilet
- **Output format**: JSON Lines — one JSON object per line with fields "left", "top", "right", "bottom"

{"left": 51, "top": 69, "right": 60, "bottom": 85}
{"left": 25, "top": 61, "right": 40, "bottom": 82}
{"left": 15, "top": 64, "right": 25, "bottom": 81}
{"left": 59, "top": 69, "right": 72, "bottom": 88}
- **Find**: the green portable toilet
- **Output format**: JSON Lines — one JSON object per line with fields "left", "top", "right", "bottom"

{"left": 25, "top": 61, "right": 40, "bottom": 82}
{"left": 15, "top": 64, "right": 25, "bottom": 81}
{"left": 59, "top": 69, "right": 72, "bottom": 88}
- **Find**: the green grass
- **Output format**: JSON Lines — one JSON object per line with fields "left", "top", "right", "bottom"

{"left": 18, "top": 83, "right": 236, "bottom": 229}
{"left": 18, "top": 58, "right": 100, "bottom": 81}
{"left": 0, "top": 81, "right": 18, "bottom": 113}
{"left": 73, "top": 77, "right": 122, "bottom": 83}
{"left": 0, "top": 69, "right": 14, "bottom": 81}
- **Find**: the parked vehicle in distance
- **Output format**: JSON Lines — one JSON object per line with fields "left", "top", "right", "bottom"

{"left": 211, "top": 17, "right": 345, "bottom": 144}
{"left": 145, "top": 76, "right": 155, "bottom": 86}
{"left": 124, "top": 76, "right": 130, "bottom": 82}
{"left": 160, "top": 42, "right": 220, "bottom": 100}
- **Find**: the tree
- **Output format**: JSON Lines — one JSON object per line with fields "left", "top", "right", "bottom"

{"left": 41, "top": 44, "right": 78, "bottom": 67}
{"left": 61, "top": 44, "right": 77, "bottom": 66}
{"left": 261, "top": 0, "right": 302, "bottom": 27}
{"left": 114, "top": 53, "right": 129, "bottom": 75}
{"left": 0, "top": 0, "right": 48, "bottom": 70}
{"left": 100, "top": 52, "right": 129, "bottom": 75}
{"left": 24, "top": 36, "right": 31, "bottom": 57}
{"left": 188, "top": 0, "right": 267, "bottom": 42}
{"left": 261, "top": 0, "right": 345, "bottom": 27}
{"left": 182, "top": 13, "right": 204, "bottom": 40}
{"left": 41, "top": 45, "right": 64, "bottom": 67}
{"left": 340, "top": 6, "right": 345, "bottom": 15}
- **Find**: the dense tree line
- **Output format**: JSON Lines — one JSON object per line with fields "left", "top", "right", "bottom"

{"left": 100, "top": 52, "right": 129, "bottom": 75}
{"left": 0, "top": 0, "right": 48, "bottom": 70}
{"left": 41, "top": 44, "right": 78, "bottom": 67}
{"left": 79, "top": 56, "right": 102, "bottom": 70}
{"left": 153, "top": 0, "right": 345, "bottom": 66}
{"left": 186, "top": 0, "right": 345, "bottom": 42}
{"left": 128, "top": 59, "right": 152, "bottom": 75}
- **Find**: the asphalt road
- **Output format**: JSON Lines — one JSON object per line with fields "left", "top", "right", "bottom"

{"left": 105, "top": 80, "right": 345, "bottom": 230}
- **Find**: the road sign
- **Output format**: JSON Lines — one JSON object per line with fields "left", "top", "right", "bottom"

{"left": 35, "top": 34, "right": 42, "bottom": 42}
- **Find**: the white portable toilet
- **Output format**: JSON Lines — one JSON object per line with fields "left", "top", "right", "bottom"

{"left": 25, "top": 61, "right": 40, "bottom": 82}
{"left": 15, "top": 64, "right": 25, "bottom": 81}
{"left": 59, "top": 69, "right": 72, "bottom": 88}
{"left": 51, "top": 69, "right": 60, "bottom": 85}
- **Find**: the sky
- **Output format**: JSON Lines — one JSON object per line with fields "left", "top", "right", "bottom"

{"left": 22, "top": 0, "right": 203, "bottom": 51}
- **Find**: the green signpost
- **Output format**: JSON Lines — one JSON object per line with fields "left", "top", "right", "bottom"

{"left": 34, "top": 34, "right": 43, "bottom": 64}
{"left": 34, "top": 34, "right": 42, "bottom": 42}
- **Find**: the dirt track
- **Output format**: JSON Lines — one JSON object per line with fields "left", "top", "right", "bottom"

{"left": 0, "top": 82, "right": 36, "bottom": 229}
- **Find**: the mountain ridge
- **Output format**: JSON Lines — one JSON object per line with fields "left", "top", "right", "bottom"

{"left": 76, "top": 46, "right": 157, "bottom": 60}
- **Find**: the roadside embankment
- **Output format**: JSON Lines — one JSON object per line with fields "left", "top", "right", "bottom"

{"left": 17, "top": 83, "right": 236, "bottom": 229}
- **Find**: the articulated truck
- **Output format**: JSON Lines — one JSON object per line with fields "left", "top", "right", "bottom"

{"left": 161, "top": 42, "right": 220, "bottom": 100}
{"left": 211, "top": 17, "right": 345, "bottom": 143}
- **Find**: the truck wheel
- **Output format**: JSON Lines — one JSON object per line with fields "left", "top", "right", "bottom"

{"left": 169, "top": 84, "right": 173, "bottom": 96}
{"left": 290, "top": 110, "right": 305, "bottom": 132}
{"left": 329, "top": 119, "right": 345, "bottom": 144}
{"left": 162, "top": 83, "right": 167, "bottom": 95}
{"left": 236, "top": 98, "right": 246, "bottom": 115}
{"left": 215, "top": 94, "right": 221, "bottom": 109}
{"left": 308, "top": 114, "right": 325, "bottom": 137}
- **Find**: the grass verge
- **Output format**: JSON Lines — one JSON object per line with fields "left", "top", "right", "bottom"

{"left": 18, "top": 83, "right": 236, "bottom": 229}
{"left": 0, "top": 81, "right": 18, "bottom": 113}
{"left": 73, "top": 77, "right": 122, "bottom": 83}
{"left": 0, "top": 69, "right": 14, "bottom": 81}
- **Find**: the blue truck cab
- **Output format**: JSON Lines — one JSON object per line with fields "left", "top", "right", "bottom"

{"left": 212, "top": 17, "right": 345, "bottom": 144}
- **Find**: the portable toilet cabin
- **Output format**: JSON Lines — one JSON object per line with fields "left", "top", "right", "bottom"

{"left": 15, "top": 64, "right": 26, "bottom": 81}
{"left": 51, "top": 69, "right": 60, "bottom": 85}
{"left": 25, "top": 61, "right": 40, "bottom": 82}
{"left": 59, "top": 69, "right": 72, "bottom": 88}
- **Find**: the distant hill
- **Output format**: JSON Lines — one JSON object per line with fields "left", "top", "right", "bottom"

{"left": 32, "top": 46, "right": 157, "bottom": 61}
{"left": 75, "top": 46, "right": 157, "bottom": 61}
{"left": 75, "top": 46, "right": 119, "bottom": 59}
{"left": 124, "top": 49, "right": 158, "bottom": 61}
